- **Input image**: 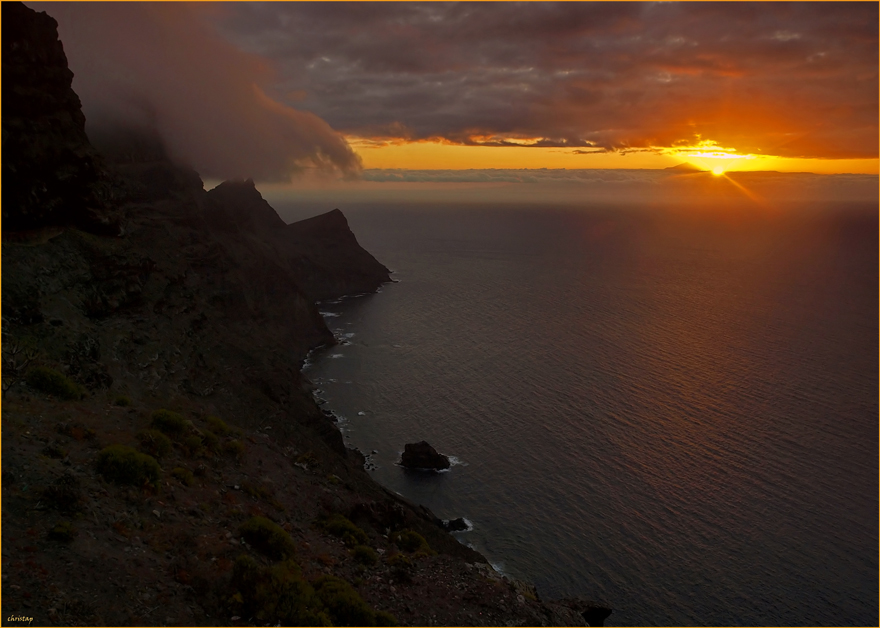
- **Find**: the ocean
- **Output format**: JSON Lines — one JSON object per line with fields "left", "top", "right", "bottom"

{"left": 285, "top": 201, "right": 877, "bottom": 626}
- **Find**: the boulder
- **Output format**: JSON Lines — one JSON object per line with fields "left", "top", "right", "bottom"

{"left": 556, "top": 598, "right": 613, "bottom": 627}
{"left": 399, "top": 441, "right": 450, "bottom": 471}
{"left": 442, "top": 517, "right": 469, "bottom": 532}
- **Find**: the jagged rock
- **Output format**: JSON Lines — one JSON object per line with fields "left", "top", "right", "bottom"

{"left": 1, "top": 1, "right": 118, "bottom": 234}
{"left": 206, "top": 178, "right": 287, "bottom": 236}
{"left": 442, "top": 517, "right": 469, "bottom": 532}
{"left": 399, "top": 441, "right": 450, "bottom": 470}
{"left": 557, "top": 598, "right": 614, "bottom": 627}
{"left": 283, "top": 208, "right": 391, "bottom": 302}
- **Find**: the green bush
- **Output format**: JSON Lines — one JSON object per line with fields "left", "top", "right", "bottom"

{"left": 113, "top": 395, "right": 132, "bottom": 407}
{"left": 171, "top": 467, "right": 195, "bottom": 487}
{"left": 313, "top": 575, "right": 397, "bottom": 627}
{"left": 25, "top": 367, "right": 82, "bottom": 400}
{"left": 392, "top": 529, "right": 432, "bottom": 554}
{"left": 322, "top": 514, "right": 369, "bottom": 547}
{"left": 201, "top": 429, "right": 218, "bottom": 451}
{"left": 96, "top": 444, "right": 160, "bottom": 487}
{"left": 385, "top": 552, "right": 412, "bottom": 569}
{"left": 184, "top": 434, "right": 204, "bottom": 457}
{"left": 352, "top": 545, "right": 378, "bottom": 566}
{"left": 239, "top": 516, "right": 296, "bottom": 560}
{"left": 206, "top": 415, "right": 230, "bottom": 436}
{"left": 136, "top": 429, "right": 172, "bottom": 459}
{"left": 48, "top": 520, "right": 77, "bottom": 542}
{"left": 150, "top": 409, "right": 188, "bottom": 437}
{"left": 230, "top": 555, "right": 330, "bottom": 626}
{"left": 223, "top": 439, "right": 245, "bottom": 459}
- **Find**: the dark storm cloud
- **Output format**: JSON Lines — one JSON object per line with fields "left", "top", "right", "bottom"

{"left": 32, "top": 2, "right": 361, "bottom": 181}
{"left": 212, "top": 2, "right": 878, "bottom": 159}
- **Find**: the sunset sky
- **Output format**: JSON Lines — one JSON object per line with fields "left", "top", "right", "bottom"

{"left": 38, "top": 1, "right": 879, "bottom": 193}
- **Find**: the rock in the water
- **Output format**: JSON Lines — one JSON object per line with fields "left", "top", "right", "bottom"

{"left": 399, "top": 441, "right": 450, "bottom": 470}
{"left": 442, "top": 517, "right": 469, "bottom": 532}
{"left": 581, "top": 605, "right": 613, "bottom": 627}
{"left": 556, "top": 599, "right": 613, "bottom": 627}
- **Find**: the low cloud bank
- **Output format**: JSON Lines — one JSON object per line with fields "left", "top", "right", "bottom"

{"left": 33, "top": 2, "right": 360, "bottom": 181}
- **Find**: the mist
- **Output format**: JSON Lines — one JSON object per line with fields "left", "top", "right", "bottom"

{"left": 31, "top": 2, "right": 361, "bottom": 181}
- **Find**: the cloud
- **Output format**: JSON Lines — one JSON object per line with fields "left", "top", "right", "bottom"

{"left": 31, "top": 2, "right": 361, "bottom": 181}
{"left": 211, "top": 2, "right": 878, "bottom": 160}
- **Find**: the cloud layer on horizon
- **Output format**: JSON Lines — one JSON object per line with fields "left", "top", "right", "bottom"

{"left": 215, "top": 1, "right": 878, "bottom": 160}
{"left": 33, "top": 2, "right": 361, "bottom": 181}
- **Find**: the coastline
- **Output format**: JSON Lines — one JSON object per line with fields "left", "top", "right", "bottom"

{"left": 1, "top": 3, "right": 598, "bottom": 624}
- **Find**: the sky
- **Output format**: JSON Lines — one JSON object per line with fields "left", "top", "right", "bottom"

{"left": 34, "top": 1, "right": 879, "bottom": 205}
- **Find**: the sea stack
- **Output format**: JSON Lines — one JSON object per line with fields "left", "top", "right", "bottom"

{"left": 400, "top": 441, "right": 451, "bottom": 470}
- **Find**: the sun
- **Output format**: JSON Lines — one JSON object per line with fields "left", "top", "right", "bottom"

{"left": 712, "top": 167, "right": 725, "bottom": 176}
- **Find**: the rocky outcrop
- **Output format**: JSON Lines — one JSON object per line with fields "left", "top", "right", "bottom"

{"left": 282, "top": 208, "right": 391, "bottom": 302}
{"left": 206, "top": 178, "right": 288, "bottom": 237}
{"left": 557, "top": 598, "right": 614, "bottom": 627}
{"left": 1, "top": 1, "right": 117, "bottom": 234}
{"left": 399, "top": 441, "right": 451, "bottom": 470}
{"left": 442, "top": 517, "right": 470, "bottom": 532}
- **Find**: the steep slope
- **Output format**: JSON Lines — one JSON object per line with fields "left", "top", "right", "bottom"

{"left": 1, "top": 3, "right": 595, "bottom": 626}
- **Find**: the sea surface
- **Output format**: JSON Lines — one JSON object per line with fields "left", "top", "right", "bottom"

{"left": 286, "top": 201, "right": 877, "bottom": 626}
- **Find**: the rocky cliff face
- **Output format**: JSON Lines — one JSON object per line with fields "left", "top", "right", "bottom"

{"left": 1, "top": 4, "right": 592, "bottom": 626}
{"left": 1, "top": 1, "right": 117, "bottom": 234}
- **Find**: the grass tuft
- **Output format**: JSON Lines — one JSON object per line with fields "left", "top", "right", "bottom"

{"left": 96, "top": 444, "right": 160, "bottom": 487}
{"left": 321, "top": 514, "right": 369, "bottom": 547}
{"left": 136, "top": 429, "right": 172, "bottom": 459}
{"left": 150, "top": 409, "right": 188, "bottom": 437}
{"left": 25, "top": 367, "right": 82, "bottom": 400}
{"left": 239, "top": 516, "right": 297, "bottom": 560}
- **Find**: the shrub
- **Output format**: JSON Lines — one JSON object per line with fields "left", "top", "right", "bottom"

{"left": 150, "top": 409, "right": 188, "bottom": 437}
{"left": 41, "top": 472, "right": 82, "bottom": 513}
{"left": 25, "top": 367, "right": 82, "bottom": 400}
{"left": 113, "top": 395, "right": 132, "bottom": 407}
{"left": 136, "top": 429, "right": 172, "bottom": 459}
{"left": 313, "top": 575, "right": 397, "bottom": 627}
{"left": 352, "top": 545, "right": 378, "bottom": 566}
{"left": 201, "top": 429, "right": 218, "bottom": 451}
{"left": 184, "top": 434, "right": 204, "bottom": 457}
{"left": 205, "top": 415, "right": 230, "bottom": 436}
{"left": 48, "top": 520, "right": 77, "bottom": 542}
{"left": 322, "top": 514, "right": 369, "bottom": 547}
{"left": 392, "top": 529, "right": 432, "bottom": 554}
{"left": 385, "top": 552, "right": 412, "bottom": 570}
{"left": 171, "top": 467, "right": 194, "bottom": 487}
{"left": 230, "top": 555, "right": 330, "bottom": 626}
{"left": 223, "top": 439, "right": 245, "bottom": 459}
{"left": 96, "top": 444, "right": 160, "bottom": 487}
{"left": 239, "top": 516, "right": 296, "bottom": 560}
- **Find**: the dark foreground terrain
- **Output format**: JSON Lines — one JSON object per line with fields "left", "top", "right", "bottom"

{"left": 1, "top": 3, "right": 600, "bottom": 626}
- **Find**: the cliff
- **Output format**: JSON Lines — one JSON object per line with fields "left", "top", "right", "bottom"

{"left": 1, "top": 1, "right": 117, "bottom": 234}
{"left": 1, "top": 4, "right": 591, "bottom": 626}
